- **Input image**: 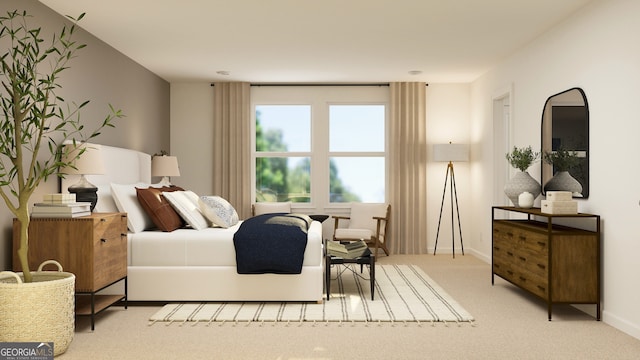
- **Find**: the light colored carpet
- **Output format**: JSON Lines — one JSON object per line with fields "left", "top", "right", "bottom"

{"left": 149, "top": 264, "right": 473, "bottom": 325}
{"left": 60, "top": 255, "right": 640, "bottom": 360}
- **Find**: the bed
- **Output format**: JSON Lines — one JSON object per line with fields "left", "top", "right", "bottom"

{"left": 61, "top": 144, "right": 324, "bottom": 302}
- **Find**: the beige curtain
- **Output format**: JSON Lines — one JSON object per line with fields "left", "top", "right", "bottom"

{"left": 212, "top": 82, "right": 252, "bottom": 219}
{"left": 389, "top": 82, "right": 428, "bottom": 254}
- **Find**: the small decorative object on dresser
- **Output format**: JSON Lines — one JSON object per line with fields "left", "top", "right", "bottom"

{"left": 491, "top": 206, "right": 600, "bottom": 320}
{"left": 541, "top": 191, "right": 578, "bottom": 214}
{"left": 518, "top": 191, "right": 535, "bottom": 208}
{"left": 504, "top": 146, "right": 541, "bottom": 207}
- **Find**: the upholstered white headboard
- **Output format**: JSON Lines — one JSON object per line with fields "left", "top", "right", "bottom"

{"left": 61, "top": 143, "right": 151, "bottom": 213}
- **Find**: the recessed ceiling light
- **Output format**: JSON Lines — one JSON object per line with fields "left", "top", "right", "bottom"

{"left": 216, "top": 70, "right": 231, "bottom": 75}
{"left": 408, "top": 70, "right": 423, "bottom": 75}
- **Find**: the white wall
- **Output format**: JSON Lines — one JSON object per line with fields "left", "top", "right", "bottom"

{"left": 470, "top": 0, "right": 640, "bottom": 339}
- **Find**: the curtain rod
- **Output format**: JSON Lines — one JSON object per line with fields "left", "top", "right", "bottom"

{"left": 210, "top": 83, "right": 429, "bottom": 87}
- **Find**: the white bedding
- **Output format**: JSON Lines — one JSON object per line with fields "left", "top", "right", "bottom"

{"left": 128, "top": 221, "right": 323, "bottom": 267}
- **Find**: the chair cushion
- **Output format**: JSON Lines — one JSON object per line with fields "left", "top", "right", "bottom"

{"left": 253, "top": 202, "right": 291, "bottom": 215}
{"left": 349, "top": 203, "right": 388, "bottom": 233}
{"left": 335, "top": 228, "right": 372, "bottom": 240}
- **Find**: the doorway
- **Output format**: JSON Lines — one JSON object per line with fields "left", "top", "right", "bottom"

{"left": 492, "top": 87, "right": 512, "bottom": 206}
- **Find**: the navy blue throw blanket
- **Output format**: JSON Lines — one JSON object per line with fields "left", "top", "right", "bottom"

{"left": 233, "top": 213, "right": 311, "bottom": 274}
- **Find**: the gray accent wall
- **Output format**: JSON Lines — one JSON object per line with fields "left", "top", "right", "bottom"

{"left": 0, "top": 1, "right": 170, "bottom": 270}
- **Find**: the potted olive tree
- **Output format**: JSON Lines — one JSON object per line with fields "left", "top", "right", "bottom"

{"left": 504, "top": 146, "right": 541, "bottom": 207}
{"left": 0, "top": 10, "right": 122, "bottom": 355}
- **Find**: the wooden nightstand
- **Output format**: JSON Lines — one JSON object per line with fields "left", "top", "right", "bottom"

{"left": 13, "top": 212, "right": 128, "bottom": 330}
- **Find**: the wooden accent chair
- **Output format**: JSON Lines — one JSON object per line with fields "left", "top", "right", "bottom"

{"left": 332, "top": 203, "right": 390, "bottom": 257}
{"left": 251, "top": 202, "right": 292, "bottom": 216}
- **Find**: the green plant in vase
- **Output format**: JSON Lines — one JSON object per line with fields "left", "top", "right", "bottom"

{"left": 543, "top": 147, "right": 580, "bottom": 171}
{"left": 505, "top": 146, "right": 539, "bottom": 171}
{"left": 504, "top": 146, "right": 541, "bottom": 207}
{"left": 542, "top": 147, "right": 583, "bottom": 195}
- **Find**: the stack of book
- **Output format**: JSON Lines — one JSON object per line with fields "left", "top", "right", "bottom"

{"left": 31, "top": 194, "right": 92, "bottom": 218}
{"left": 326, "top": 240, "right": 371, "bottom": 258}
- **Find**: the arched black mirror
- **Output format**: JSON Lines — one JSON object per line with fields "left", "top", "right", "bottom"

{"left": 541, "top": 87, "right": 589, "bottom": 198}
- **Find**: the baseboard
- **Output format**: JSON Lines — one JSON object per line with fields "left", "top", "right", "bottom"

{"left": 467, "top": 248, "right": 490, "bottom": 264}
{"left": 602, "top": 310, "right": 640, "bottom": 340}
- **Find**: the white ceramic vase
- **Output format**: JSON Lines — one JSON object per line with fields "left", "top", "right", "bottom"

{"left": 504, "top": 171, "right": 541, "bottom": 207}
{"left": 518, "top": 191, "right": 535, "bottom": 208}
{"left": 544, "top": 171, "right": 583, "bottom": 196}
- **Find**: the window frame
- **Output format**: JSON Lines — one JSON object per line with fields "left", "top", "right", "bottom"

{"left": 251, "top": 86, "right": 389, "bottom": 212}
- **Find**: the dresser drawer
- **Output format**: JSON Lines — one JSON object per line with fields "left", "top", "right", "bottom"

{"left": 512, "top": 269, "right": 548, "bottom": 298}
{"left": 493, "top": 222, "right": 516, "bottom": 242}
{"left": 513, "top": 228, "right": 548, "bottom": 256}
{"left": 493, "top": 259, "right": 514, "bottom": 282}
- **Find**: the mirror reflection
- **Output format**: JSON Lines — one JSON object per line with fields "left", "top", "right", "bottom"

{"left": 541, "top": 88, "right": 589, "bottom": 198}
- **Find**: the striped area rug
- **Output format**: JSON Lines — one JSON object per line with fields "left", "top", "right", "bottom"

{"left": 149, "top": 264, "right": 474, "bottom": 326}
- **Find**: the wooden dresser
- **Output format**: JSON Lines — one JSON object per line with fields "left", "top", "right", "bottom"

{"left": 13, "top": 212, "right": 128, "bottom": 330}
{"left": 491, "top": 206, "right": 600, "bottom": 320}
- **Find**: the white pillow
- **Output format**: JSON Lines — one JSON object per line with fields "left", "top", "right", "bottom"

{"left": 163, "top": 190, "right": 209, "bottom": 230}
{"left": 198, "top": 196, "right": 239, "bottom": 228}
{"left": 111, "top": 182, "right": 155, "bottom": 233}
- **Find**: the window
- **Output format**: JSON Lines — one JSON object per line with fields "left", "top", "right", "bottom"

{"left": 252, "top": 86, "right": 388, "bottom": 209}
{"left": 255, "top": 105, "right": 311, "bottom": 202}
{"left": 329, "top": 105, "right": 385, "bottom": 202}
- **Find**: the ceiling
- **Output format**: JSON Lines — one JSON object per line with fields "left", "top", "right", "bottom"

{"left": 39, "top": 0, "right": 593, "bottom": 84}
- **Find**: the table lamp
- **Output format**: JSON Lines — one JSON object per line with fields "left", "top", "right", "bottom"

{"left": 152, "top": 155, "right": 180, "bottom": 185}
{"left": 62, "top": 143, "right": 105, "bottom": 211}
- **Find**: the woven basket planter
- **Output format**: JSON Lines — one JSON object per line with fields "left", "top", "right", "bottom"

{"left": 0, "top": 260, "right": 75, "bottom": 356}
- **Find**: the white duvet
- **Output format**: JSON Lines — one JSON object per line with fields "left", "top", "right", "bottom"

{"left": 127, "top": 220, "right": 323, "bottom": 268}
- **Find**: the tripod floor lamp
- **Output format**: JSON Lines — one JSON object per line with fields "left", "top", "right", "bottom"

{"left": 433, "top": 142, "right": 469, "bottom": 258}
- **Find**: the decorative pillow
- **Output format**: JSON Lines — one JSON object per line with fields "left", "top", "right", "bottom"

{"left": 253, "top": 202, "right": 291, "bottom": 216}
{"left": 198, "top": 196, "right": 239, "bottom": 228}
{"left": 136, "top": 186, "right": 185, "bottom": 232}
{"left": 111, "top": 182, "right": 155, "bottom": 233}
{"left": 163, "top": 190, "right": 209, "bottom": 230}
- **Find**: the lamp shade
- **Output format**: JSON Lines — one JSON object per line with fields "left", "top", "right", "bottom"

{"left": 61, "top": 143, "right": 105, "bottom": 175}
{"left": 152, "top": 155, "right": 180, "bottom": 177}
{"left": 433, "top": 143, "right": 469, "bottom": 162}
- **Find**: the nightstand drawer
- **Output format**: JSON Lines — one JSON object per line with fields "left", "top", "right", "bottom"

{"left": 95, "top": 213, "right": 126, "bottom": 240}
{"left": 93, "top": 232, "right": 127, "bottom": 290}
